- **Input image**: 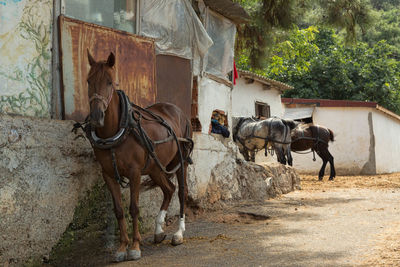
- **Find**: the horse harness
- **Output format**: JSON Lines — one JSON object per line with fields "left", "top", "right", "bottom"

{"left": 234, "top": 118, "right": 291, "bottom": 157}
{"left": 291, "top": 125, "right": 328, "bottom": 161}
{"left": 72, "top": 90, "right": 194, "bottom": 188}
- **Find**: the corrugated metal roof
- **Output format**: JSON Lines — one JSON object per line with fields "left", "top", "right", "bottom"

{"left": 237, "top": 69, "right": 294, "bottom": 91}
{"left": 203, "top": 0, "right": 250, "bottom": 24}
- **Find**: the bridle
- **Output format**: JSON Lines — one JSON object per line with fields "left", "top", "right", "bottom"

{"left": 89, "top": 83, "right": 115, "bottom": 111}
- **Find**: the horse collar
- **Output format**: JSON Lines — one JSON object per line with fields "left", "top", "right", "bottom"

{"left": 86, "top": 90, "right": 132, "bottom": 150}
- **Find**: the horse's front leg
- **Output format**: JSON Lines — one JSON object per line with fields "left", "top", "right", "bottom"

{"left": 127, "top": 169, "right": 142, "bottom": 261}
{"left": 103, "top": 172, "right": 129, "bottom": 262}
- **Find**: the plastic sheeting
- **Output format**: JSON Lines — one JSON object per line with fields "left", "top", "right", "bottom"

{"left": 140, "top": 0, "right": 213, "bottom": 59}
{"left": 203, "top": 9, "right": 236, "bottom": 80}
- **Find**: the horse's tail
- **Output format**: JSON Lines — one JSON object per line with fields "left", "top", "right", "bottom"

{"left": 328, "top": 128, "right": 334, "bottom": 142}
{"left": 281, "top": 119, "right": 299, "bottom": 130}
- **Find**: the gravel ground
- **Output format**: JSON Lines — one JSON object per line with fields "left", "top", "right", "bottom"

{"left": 56, "top": 173, "right": 400, "bottom": 266}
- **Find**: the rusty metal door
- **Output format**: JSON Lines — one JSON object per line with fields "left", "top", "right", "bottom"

{"left": 59, "top": 15, "right": 156, "bottom": 121}
{"left": 156, "top": 55, "right": 192, "bottom": 118}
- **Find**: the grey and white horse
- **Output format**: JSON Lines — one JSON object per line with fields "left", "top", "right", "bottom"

{"left": 232, "top": 117, "right": 298, "bottom": 165}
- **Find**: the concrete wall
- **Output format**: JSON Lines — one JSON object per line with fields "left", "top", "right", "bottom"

{"left": 289, "top": 107, "right": 373, "bottom": 175}
{"left": 232, "top": 77, "right": 284, "bottom": 118}
{"left": 0, "top": 0, "right": 52, "bottom": 117}
{"left": 372, "top": 110, "right": 400, "bottom": 173}
{"left": 197, "top": 77, "right": 232, "bottom": 133}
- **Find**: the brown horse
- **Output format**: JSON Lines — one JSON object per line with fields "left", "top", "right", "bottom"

{"left": 291, "top": 124, "right": 335, "bottom": 181}
{"left": 85, "top": 51, "right": 193, "bottom": 262}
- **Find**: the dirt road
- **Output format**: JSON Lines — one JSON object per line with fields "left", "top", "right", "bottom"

{"left": 60, "top": 174, "right": 400, "bottom": 266}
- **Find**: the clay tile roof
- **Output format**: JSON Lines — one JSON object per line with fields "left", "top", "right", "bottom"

{"left": 237, "top": 69, "right": 294, "bottom": 91}
{"left": 281, "top": 98, "right": 377, "bottom": 108}
{"left": 282, "top": 98, "right": 400, "bottom": 123}
{"left": 203, "top": 0, "right": 250, "bottom": 24}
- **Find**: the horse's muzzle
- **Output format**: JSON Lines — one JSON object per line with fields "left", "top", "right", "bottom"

{"left": 90, "top": 108, "right": 105, "bottom": 127}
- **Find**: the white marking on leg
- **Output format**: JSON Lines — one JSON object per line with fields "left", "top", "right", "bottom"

{"left": 155, "top": 210, "right": 167, "bottom": 235}
{"left": 173, "top": 216, "right": 185, "bottom": 238}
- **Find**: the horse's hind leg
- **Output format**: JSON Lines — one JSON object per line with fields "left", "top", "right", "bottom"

{"left": 275, "top": 146, "right": 286, "bottom": 165}
{"left": 149, "top": 170, "right": 175, "bottom": 244}
{"left": 285, "top": 145, "right": 293, "bottom": 166}
{"left": 172, "top": 161, "right": 188, "bottom": 246}
{"left": 250, "top": 150, "right": 256, "bottom": 162}
{"left": 103, "top": 172, "right": 129, "bottom": 262}
{"left": 326, "top": 149, "right": 336, "bottom": 180}
{"left": 316, "top": 149, "right": 328, "bottom": 181}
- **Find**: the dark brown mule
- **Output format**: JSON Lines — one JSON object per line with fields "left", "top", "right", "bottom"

{"left": 85, "top": 51, "right": 193, "bottom": 262}
{"left": 291, "top": 124, "right": 335, "bottom": 181}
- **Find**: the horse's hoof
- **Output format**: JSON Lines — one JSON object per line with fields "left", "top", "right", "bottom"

{"left": 154, "top": 233, "right": 167, "bottom": 243}
{"left": 318, "top": 177, "right": 323, "bottom": 181}
{"left": 114, "top": 251, "right": 127, "bottom": 262}
{"left": 171, "top": 234, "right": 184, "bottom": 246}
{"left": 127, "top": 249, "right": 141, "bottom": 261}
{"left": 329, "top": 177, "right": 335, "bottom": 181}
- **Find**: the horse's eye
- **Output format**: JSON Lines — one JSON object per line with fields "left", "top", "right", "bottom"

{"left": 108, "top": 81, "right": 112, "bottom": 86}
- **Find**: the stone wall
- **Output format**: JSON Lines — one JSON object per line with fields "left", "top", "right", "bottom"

{"left": 0, "top": 115, "right": 300, "bottom": 265}
{"left": 0, "top": 114, "right": 101, "bottom": 265}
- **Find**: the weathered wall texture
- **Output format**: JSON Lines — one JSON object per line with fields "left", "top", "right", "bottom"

{"left": 197, "top": 77, "right": 232, "bottom": 134}
{"left": 0, "top": 0, "right": 52, "bottom": 117}
{"left": 0, "top": 117, "right": 299, "bottom": 265}
{"left": 188, "top": 132, "right": 300, "bottom": 207}
{"left": 0, "top": 114, "right": 101, "bottom": 264}
{"left": 232, "top": 77, "right": 284, "bottom": 118}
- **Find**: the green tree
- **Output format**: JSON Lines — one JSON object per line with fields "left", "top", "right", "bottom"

{"left": 235, "top": 0, "right": 374, "bottom": 68}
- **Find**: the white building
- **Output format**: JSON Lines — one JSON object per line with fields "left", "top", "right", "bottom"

{"left": 232, "top": 70, "right": 293, "bottom": 118}
{"left": 282, "top": 98, "right": 400, "bottom": 175}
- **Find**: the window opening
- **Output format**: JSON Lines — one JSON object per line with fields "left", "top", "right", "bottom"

{"left": 255, "top": 102, "right": 270, "bottom": 119}
{"left": 63, "top": 0, "right": 137, "bottom": 34}
{"left": 209, "top": 109, "right": 230, "bottom": 138}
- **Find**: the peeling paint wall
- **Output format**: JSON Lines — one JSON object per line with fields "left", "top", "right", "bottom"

{"left": 0, "top": 0, "right": 52, "bottom": 117}
{"left": 232, "top": 77, "right": 284, "bottom": 118}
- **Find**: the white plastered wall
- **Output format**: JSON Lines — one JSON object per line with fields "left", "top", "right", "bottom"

{"left": 232, "top": 77, "right": 284, "bottom": 118}
{"left": 197, "top": 77, "right": 232, "bottom": 134}
{"left": 372, "top": 110, "right": 400, "bottom": 173}
{"left": 289, "top": 107, "right": 372, "bottom": 175}
{"left": 189, "top": 76, "right": 239, "bottom": 199}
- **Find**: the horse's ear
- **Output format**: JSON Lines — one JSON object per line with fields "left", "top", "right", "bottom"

{"left": 106, "top": 52, "right": 115, "bottom": 68}
{"left": 87, "top": 49, "right": 95, "bottom": 66}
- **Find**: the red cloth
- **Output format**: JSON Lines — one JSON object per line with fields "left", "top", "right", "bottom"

{"left": 233, "top": 61, "right": 238, "bottom": 85}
